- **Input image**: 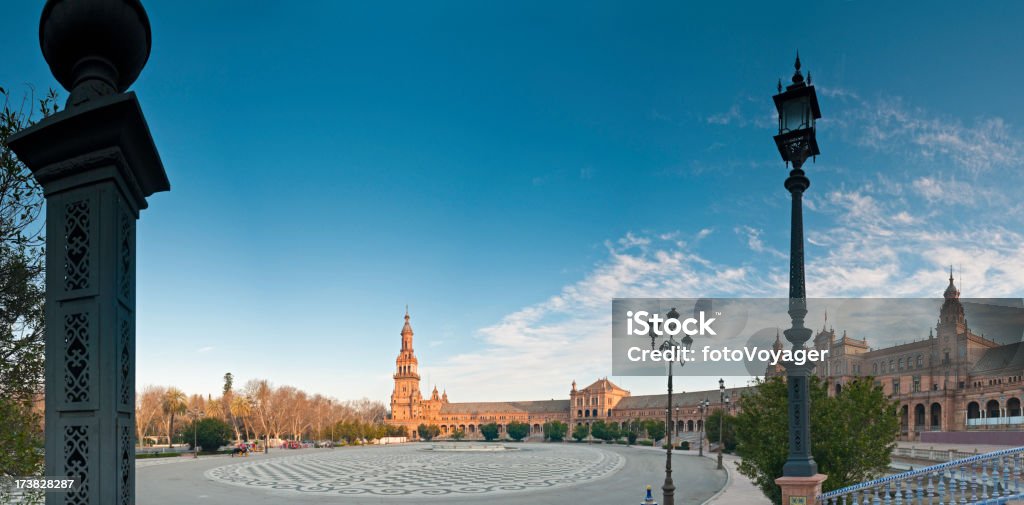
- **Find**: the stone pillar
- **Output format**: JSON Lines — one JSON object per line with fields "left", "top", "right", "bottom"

{"left": 6, "top": 1, "right": 168, "bottom": 504}
{"left": 775, "top": 474, "right": 827, "bottom": 505}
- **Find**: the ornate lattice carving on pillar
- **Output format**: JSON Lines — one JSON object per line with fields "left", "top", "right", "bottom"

{"left": 6, "top": 2, "right": 169, "bottom": 503}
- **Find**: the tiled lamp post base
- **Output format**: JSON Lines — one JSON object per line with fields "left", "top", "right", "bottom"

{"left": 776, "top": 474, "right": 827, "bottom": 505}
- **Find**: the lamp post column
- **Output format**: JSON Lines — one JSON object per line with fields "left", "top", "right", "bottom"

{"left": 717, "top": 380, "right": 725, "bottom": 470}
{"left": 782, "top": 166, "right": 816, "bottom": 477}
{"left": 7, "top": 2, "right": 169, "bottom": 504}
{"left": 663, "top": 362, "right": 675, "bottom": 505}
{"left": 771, "top": 54, "right": 827, "bottom": 505}
{"left": 699, "top": 399, "right": 707, "bottom": 457}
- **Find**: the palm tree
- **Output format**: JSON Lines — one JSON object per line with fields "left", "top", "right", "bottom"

{"left": 230, "top": 395, "right": 252, "bottom": 442}
{"left": 161, "top": 388, "right": 187, "bottom": 448}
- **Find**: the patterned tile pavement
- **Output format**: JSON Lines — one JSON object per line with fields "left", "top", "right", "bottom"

{"left": 204, "top": 444, "right": 625, "bottom": 498}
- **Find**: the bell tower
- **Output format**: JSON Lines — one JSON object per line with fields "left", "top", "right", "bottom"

{"left": 937, "top": 267, "right": 966, "bottom": 334}
{"left": 390, "top": 308, "right": 422, "bottom": 424}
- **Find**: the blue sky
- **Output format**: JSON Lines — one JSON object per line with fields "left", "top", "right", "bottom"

{"left": 3, "top": 1, "right": 1024, "bottom": 403}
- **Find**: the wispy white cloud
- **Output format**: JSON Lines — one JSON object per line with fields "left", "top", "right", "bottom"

{"left": 426, "top": 87, "right": 1024, "bottom": 401}
{"left": 735, "top": 225, "right": 786, "bottom": 259}
{"left": 707, "top": 104, "right": 741, "bottom": 125}
{"left": 835, "top": 96, "right": 1024, "bottom": 175}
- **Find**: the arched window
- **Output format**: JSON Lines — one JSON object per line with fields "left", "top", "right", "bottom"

{"left": 585, "top": 409, "right": 590, "bottom": 417}
{"left": 1009, "top": 398, "right": 1022, "bottom": 417}
{"left": 967, "top": 402, "right": 980, "bottom": 419}
{"left": 916, "top": 354, "right": 923, "bottom": 368}
{"left": 889, "top": 360, "right": 895, "bottom": 372}
{"left": 987, "top": 399, "right": 1001, "bottom": 418}
{"left": 898, "top": 358, "right": 905, "bottom": 370}
{"left": 577, "top": 410, "right": 582, "bottom": 417}
{"left": 873, "top": 362, "right": 878, "bottom": 374}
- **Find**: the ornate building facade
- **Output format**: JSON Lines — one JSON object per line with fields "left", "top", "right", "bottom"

{"left": 390, "top": 272, "right": 1024, "bottom": 442}
{"left": 768, "top": 272, "right": 1024, "bottom": 441}
{"left": 387, "top": 310, "right": 742, "bottom": 440}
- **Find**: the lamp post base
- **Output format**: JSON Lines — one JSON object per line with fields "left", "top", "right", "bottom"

{"left": 776, "top": 474, "right": 827, "bottom": 505}
{"left": 662, "top": 478, "right": 675, "bottom": 505}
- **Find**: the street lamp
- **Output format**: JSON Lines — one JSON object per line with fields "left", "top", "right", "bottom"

{"left": 188, "top": 408, "right": 205, "bottom": 458}
{"left": 696, "top": 398, "right": 709, "bottom": 456}
{"left": 772, "top": 53, "right": 822, "bottom": 478}
{"left": 674, "top": 407, "right": 679, "bottom": 440}
{"left": 717, "top": 379, "right": 726, "bottom": 470}
{"left": 648, "top": 306, "right": 694, "bottom": 505}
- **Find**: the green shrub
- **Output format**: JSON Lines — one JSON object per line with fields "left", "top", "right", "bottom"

{"left": 480, "top": 423, "right": 500, "bottom": 441}
{"left": 417, "top": 424, "right": 440, "bottom": 441}
{"left": 135, "top": 452, "right": 181, "bottom": 459}
{"left": 571, "top": 424, "right": 590, "bottom": 442}
{"left": 181, "top": 418, "right": 233, "bottom": 452}
{"left": 543, "top": 421, "right": 568, "bottom": 442}
{"left": 506, "top": 421, "right": 530, "bottom": 441}
{"left": 637, "top": 440, "right": 654, "bottom": 446}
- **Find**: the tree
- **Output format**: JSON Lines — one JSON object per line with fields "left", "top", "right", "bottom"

{"left": 417, "top": 423, "right": 440, "bottom": 441}
{"left": 624, "top": 419, "right": 641, "bottom": 444}
{"left": 136, "top": 385, "right": 167, "bottom": 446}
{"left": 506, "top": 421, "right": 529, "bottom": 441}
{"left": 705, "top": 409, "right": 737, "bottom": 453}
{"left": 162, "top": 388, "right": 187, "bottom": 447}
{"left": 480, "top": 422, "right": 499, "bottom": 441}
{"left": 182, "top": 418, "right": 234, "bottom": 453}
{"left": 607, "top": 422, "right": 621, "bottom": 441}
{"left": 0, "top": 397, "right": 42, "bottom": 475}
{"left": 735, "top": 377, "right": 899, "bottom": 505}
{"left": 0, "top": 88, "right": 59, "bottom": 480}
{"left": 543, "top": 421, "right": 568, "bottom": 442}
{"left": 451, "top": 429, "right": 465, "bottom": 440}
{"left": 590, "top": 420, "right": 611, "bottom": 442}
{"left": 644, "top": 419, "right": 665, "bottom": 443}
{"left": 229, "top": 395, "right": 252, "bottom": 441}
{"left": 571, "top": 424, "right": 590, "bottom": 442}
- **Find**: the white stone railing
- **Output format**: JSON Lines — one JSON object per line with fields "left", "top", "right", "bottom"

{"left": 818, "top": 446, "right": 1024, "bottom": 504}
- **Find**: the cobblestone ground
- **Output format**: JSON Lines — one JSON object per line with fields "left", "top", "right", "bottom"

{"left": 137, "top": 444, "right": 727, "bottom": 505}
{"left": 205, "top": 444, "right": 623, "bottom": 497}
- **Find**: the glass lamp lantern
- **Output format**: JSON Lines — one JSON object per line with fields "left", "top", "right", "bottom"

{"left": 773, "top": 55, "right": 822, "bottom": 169}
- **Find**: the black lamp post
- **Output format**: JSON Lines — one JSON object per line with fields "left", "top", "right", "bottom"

{"left": 696, "top": 398, "right": 709, "bottom": 456}
{"left": 772, "top": 54, "right": 822, "bottom": 478}
{"left": 648, "top": 307, "right": 693, "bottom": 505}
{"left": 674, "top": 407, "right": 679, "bottom": 440}
{"left": 189, "top": 408, "right": 204, "bottom": 458}
{"left": 716, "top": 379, "right": 726, "bottom": 469}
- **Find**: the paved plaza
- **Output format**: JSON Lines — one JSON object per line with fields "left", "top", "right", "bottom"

{"left": 137, "top": 443, "right": 727, "bottom": 505}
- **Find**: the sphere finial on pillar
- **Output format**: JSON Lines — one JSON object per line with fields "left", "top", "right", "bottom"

{"left": 39, "top": 0, "right": 152, "bottom": 107}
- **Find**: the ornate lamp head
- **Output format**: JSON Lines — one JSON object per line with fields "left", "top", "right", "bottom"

{"left": 40, "top": 0, "right": 152, "bottom": 107}
{"left": 772, "top": 54, "right": 822, "bottom": 170}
